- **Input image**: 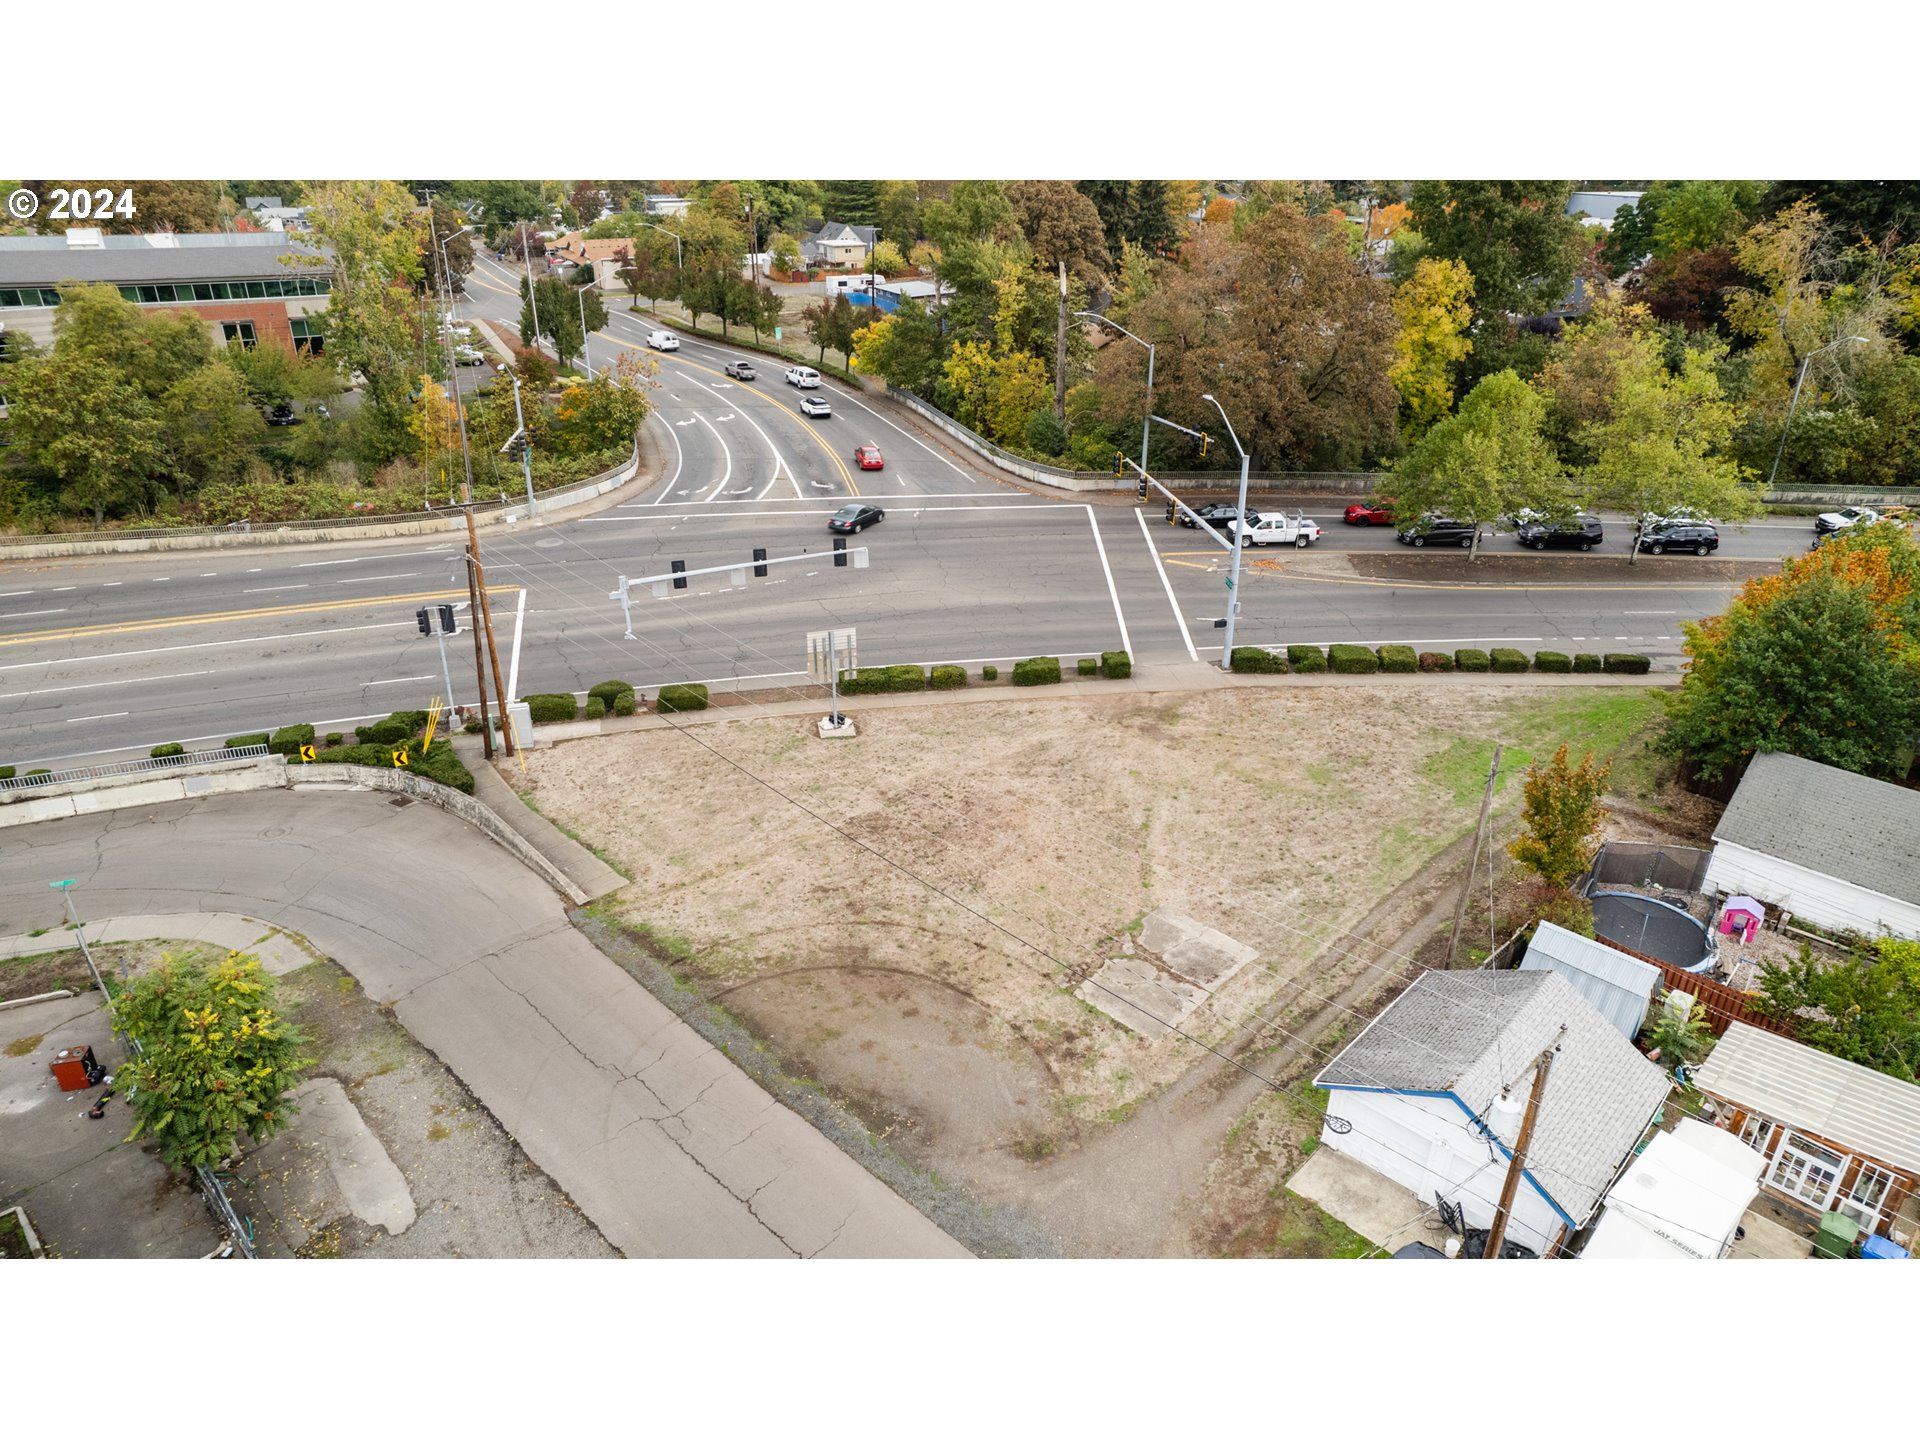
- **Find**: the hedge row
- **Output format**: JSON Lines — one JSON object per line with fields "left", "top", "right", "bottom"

{"left": 1328, "top": 644, "right": 1378, "bottom": 674}
{"left": 306, "top": 737, "right": 474, "bottom": 795}
{"left": 524, "top": 693, "right": 578, "bottom": 724}
{"left": 930, "top": 664, "right": 968, "bottom": 690}
{"left": 1101, "top": 651, "right": 1132, "bottom": 679}
{"left": 150, "top": 742, "right": 185, "bottom": 759}
{"left": 656, "top": 683, "right": 709, "bottom": 712}
{"left": 1287, "top": 644, "right": 1327, "bottom": 673}
{"left": 268, "top": 723, "right": 314, "bottom": 756}
{"left": 225, "top": 732, "right": 270, "bottom": 749}
{"left": 1377, "top": 644, "right": 1417, "bottom": 673}
{"left": 1419, "top": 651, "right": 1454, "bottom": 672}
{"left": 1221, "top": 646, "right": 1654, "bottom": 680}
{"left": 838, "top": 664, "right": 931, "bottom": 695}
{"left": 1491, "top": 647, "right": 1530, "bottom": 673}
{"left": 1231, "top": 647, "right": 1285, "bottom": 673}
{"left": 1013, "top": 656, "right": 1063, "bottom": 686}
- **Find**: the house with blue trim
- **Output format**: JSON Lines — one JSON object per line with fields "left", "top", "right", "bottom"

{"left": 1314, "top": 969, "right": 1670, "bottom": 1256}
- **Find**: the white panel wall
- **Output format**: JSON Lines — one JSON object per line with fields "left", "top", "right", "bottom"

{"left": 1323, "top": 1090, "right": 1565, "bottom": 1254}
{"left": 1707, "top": 842, "right": 1920, "bottom": 940}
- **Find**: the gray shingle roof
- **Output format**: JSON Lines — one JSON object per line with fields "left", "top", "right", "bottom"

{"left": 0, "top": 232, "right": 328, "bottom": 287}
{"left": 1713, "top": 751, "right": 1920, "bottom": 906}
{"left": 1315, "top": 969, "right": 1669, "bottom": 1224}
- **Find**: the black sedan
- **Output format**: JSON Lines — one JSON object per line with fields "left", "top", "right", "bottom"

{"left": 1514, "top": 515, "right": 1604, "bottom": 551}
{"left": 1179, "top": 503, "right": 1260, "bottom": 531}
{"left": 1397, "top": 517, "right": 1481, "bottom": 548}
{"left": 1637, "top": 520, "right": 1719, "bottom": 555}
{"left": 828, "top": 502, "right": 885, "bottom": 534}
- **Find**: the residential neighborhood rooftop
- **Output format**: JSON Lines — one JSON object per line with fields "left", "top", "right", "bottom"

{"left": 1712, "top": 751, "right": 1920, "bottom": 906}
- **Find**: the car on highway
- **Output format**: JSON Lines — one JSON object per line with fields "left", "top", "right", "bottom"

{"left": 799, "top": 394, "right": 832, "bottom": 418}
{"left": 646, "top": 330, "right": 680, "bottom": 351}
{"left": 1344, "top": 501, "right": 1394, "bottom": 525}
{"left": 1229, "top": 511, "right": 1322, "bottom": 547}
{"left": 1514, "top": 514, "right": 1604, "bottom": 551}
{"left": 1814, "top": 505, "right": 1879, "bottom": 535}
{"left": 853, "top": 444, "right": 885, "bottom": 471}
{"left": 1396, "top": 516, "right": 1481, "bottom": 548}
{"left": 786, "top": 365, "right": 822, "bottom": 388}
{"left": 723, "top": 360, "right": 757, "bottom": 380}
{"left": 1178, "top": 502, "right": 1259, "bottom": 532}
{"left": 828, "top": 502, "right": 884, "bottom": 534}
{"left": 1637, "top": 519, "right": 1720, "bottom": 555}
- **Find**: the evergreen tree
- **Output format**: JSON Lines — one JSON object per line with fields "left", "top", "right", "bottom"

{"left": 1128, "top": 180, "right": 1180, "bottom": 256}
{"left": 821, "top": 179, "right": 879, "bottom": 226}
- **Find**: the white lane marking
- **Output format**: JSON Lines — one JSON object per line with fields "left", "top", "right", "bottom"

{"left": 296, "top": 547, "right": 452, "bottom": 569}
{"left": 366, "top": 674, "right": 435, "bottom": 686}
{"left": 198, "top": 572, "right": 216, "bottom": 578}
{"left": 1624, "top": 610, "right": 1676, "bottom": 615}
{"left": 0, "top": 620, "right": 408, "bottom": 672}
{"left": 335, "top": 573, "right": 421, "bottom": 584}
{"left": 692, "top": 412, "right": 733, "bottom": 503}
{"left": 1085, "top": 504, "right": 1132, "bottom": 659}
{"left": 53, "top": 585, "right": 76, "bottom": 591}
{"left": 65, "top": 711, "right": 130, "bottom": 723}
{"left": 582, "top": 501, "right": 1081, "bottom": 523}
{"left": 0, "top": 609, "right": 67, "bottom": 619}
{"left": 648, "top": 409, "right": 686, "bottom": 506}
{"left": 684, "top": 372, "right": 804, "bottom": 502}
{"left": 0, "top": 590, "right": 32, "bottom": 598}
{"left": 507, "top": 585, "right": 527, "bottom": 704}
{"left": 24, "top": 669, "right": 213, "bottom": 698}
{"left": 244, "top": 584, "right": 309, "bottom": 593}
{"left": 103, "top": 582, "right": 121, "bottom": 587}
{"left": 1134, "top": 508, "right": 1197, "bottom": 662}
{"left": 246, "top": 568, "right": 262, "bottom": 573}
{"left": 151, "top": 577, "right": 170, "bottom": 582}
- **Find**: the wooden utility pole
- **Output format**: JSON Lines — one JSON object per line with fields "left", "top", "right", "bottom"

{"left": 463, "top": 537, "right": 494, "bottom": 759}
{"left": 1445, "top": 743, "right": 1503, "bottom": 969}
{"left": 1482, "top": 1027, "right": 1563, "bottom": 1260}
{"left": 1054, "top": 259, "right": 1069, "bottom": 423}
{"left": 463, "top": 507, "right": 515, "bottom": 758}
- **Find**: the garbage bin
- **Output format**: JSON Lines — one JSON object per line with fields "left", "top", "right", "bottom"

{"left": 1861, "top": 1234, "right": 1910, "bottom": 1260}
{"left": 49, "top": 1044, "right": 97, "bottom": 1092}
{"left": 1812, "top": 1210, "right": 1859, "bottom": 1258}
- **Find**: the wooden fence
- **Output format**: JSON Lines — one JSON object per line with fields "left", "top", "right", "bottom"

{"left": 1593, "top": 934, "right": 1797, "bottom": 1038}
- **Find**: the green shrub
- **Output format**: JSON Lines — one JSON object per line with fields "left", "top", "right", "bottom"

{"left": 268, "top": 723, "right": 315, "bottom": 756}
{"left": 1377, "top": 645, "right": 1418, "bottom": 673}
{"left": 1012, "top": 656, "right": 1062, "bottom": 686}
{"left": 838, "top": 664, "right": 927, "bottom": 695}
{"left": 1328, "top": 644, "right": 1379, "bottom": 674}
{"left": 1490, "top": 647, "right": 1530, "bottom": 673}
{"left": 463, "top": 720, "right": 484, "bottom": 734}
{"left": 656, "top": 683, "right": 710, "bottom": 712}
{"left": 1455, "top": 648, "right": 1491, "bottom": 672}
{"left": 354, "top": 718, "right": 411, "bottom": 745}
{"left": 149, "top": 743, "right": 185, "bottom": 759}
{"left": 0, "top": 766, "right": 14, "bottom": 781}
{"left": 588, "top": 680, "right": 634, "bottom": 709}
{"left": 585, "top": 696, "right": 606, "bottom": 720}
{"left": 930, "top": 664, "right": 968, "bottom": 690}
{"left": 1418, "top": 651, "right": 1454, "bottom": 673}
{"left": 309, "top": 737, "right": 474, "bottom": 795}
{"left": 611, "top": 689, "right": 637, "bottom": 716}
{"left": 1100, "top": 650, "right": 1131, "bottom": 679}
{"left": 1533, "top": 650, "right": 1572, "bottom": 673}
{"left": 324, "top": 732, "right": 344, "bottom": 747}
{"left": 1603, "top": 652, "right": 1651, "bottom": 675}
{"left": 981, "top": 664, "right": 999, "bottom": 681}
{"left": 225, "top": 733, "right": 271, "bottom": 749}
{"left": 1572, "top": 652, "right": 1604, "bottom": 674}
{"left": 1231, "top": 647, "right": 1286, "bottom": 673}
{"left": 1076, "top": 656, "right": 1098, "bottom": 677}
{"left": 525, "top": 693, "right": 579, "bottom": 723}
{"left": 1286, "top": 644, "right": 1327, "bottom": 673}
{"left": 388, "top": 709, "right": 429, "bottom": 732}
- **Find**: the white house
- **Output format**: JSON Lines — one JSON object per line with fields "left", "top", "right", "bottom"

{"left": 803, "top": 222, "right": 876, "bottom": 270}
{"left": 1519, "top": 920, "right": 1660, "bottom": 1041}
{"left": 1314, "top": 969, "right": 1670, "bottom": 1256}
{"left": 1581, "top": 1118, "right": 1764, "bottom": 1259}
{"left": 1704, "top": 751, "right": 1920, "bottom": 939}
{"left": 1566, "top": 190, "right": 1643, "bottom": 229}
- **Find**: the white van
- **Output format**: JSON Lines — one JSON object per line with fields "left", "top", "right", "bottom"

{"left": 646, "top": 330, "right": 680, "bottom": 351}
{"left": 785, "top": 365, "right": 821, "bottom": 389}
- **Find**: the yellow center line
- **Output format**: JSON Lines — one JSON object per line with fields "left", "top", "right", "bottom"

{"left": 0, "top": 586, "right": 521, "bottom": 649}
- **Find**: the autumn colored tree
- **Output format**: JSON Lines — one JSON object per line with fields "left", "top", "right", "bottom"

{"left": 1639, "top": 246, "right": 1742, "bottom": 332}
{"left": 1508, "top": 745, "right": 1613, "bottom": 890}
{"left": 1408, "top": 180, "right": 1591, "bottom": 319}
{"left": 1389, "top": 370, "right": 1565, "bottom": 559}
{"left": 1005, "top": 180, "right": 1109, "bottom": 284}
{"left": 850, "top": 301, "right": 945, "bottom": 394}
{"left": 1389, "top": 256, "right": 1475, "bottom": 438}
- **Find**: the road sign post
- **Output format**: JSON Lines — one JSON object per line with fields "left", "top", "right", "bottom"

{"left": 807, "top": 628, "right": 857, "bottom": 729}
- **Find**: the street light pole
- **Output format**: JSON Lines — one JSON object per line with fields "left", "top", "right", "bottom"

{"left": 577, "top": 283, "right": 593, "bottom": 381}
{"left": 511, "top": 370, "right": 536, "bottom": 521}
{"left": 1202, "top": 393, "right": 1252, "bottom": 673}
{"left": 521, "top": 221, "right": 544, "bottom": 353}
{"left": 1767, "top": 335, "right": 1868, "bottom": 490}
{"left": 1075, "top": 310, "right": 1155, "bottom": 497}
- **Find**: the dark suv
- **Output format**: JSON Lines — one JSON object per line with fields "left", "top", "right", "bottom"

{"left": 1638, "top": 520, "right": 1719, "bottom": 555}
{"left": 1397, "top": 517, "right": 1481, "bottom": 548}
{"left": 1515, "top": 515, "right": 1604, "bottom": 551}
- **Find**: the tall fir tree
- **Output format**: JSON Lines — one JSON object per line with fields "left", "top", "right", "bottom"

{"left": 821, "top": 180, "right": 879, "bottom": 226}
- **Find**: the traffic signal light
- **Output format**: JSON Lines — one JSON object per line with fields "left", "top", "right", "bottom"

{"left": 416, "top": 607, "right": 432, "bottom": 636}
{"left": 671, "top": 559, "right": 687, "bottom": 590}
{"left": 1200, "top": 433, "right": 1212, "bottom": 458}
{"left": 437, "top": 604, "right": 456, "bottom": 633}
{"left": 1136, "top": 474, "right": 1149, "bottom": 502}
{"left": 1165, "top": 501, "right": 1176, "bottom": 525}
{"left": 753, "top": 547, "right": 768, "bottom": 578}
{"left": 1112, "top": 451, "right": 1125, "bottom": 478}
{"left": 833, "top": 537, "right": 847, "bottom": 567}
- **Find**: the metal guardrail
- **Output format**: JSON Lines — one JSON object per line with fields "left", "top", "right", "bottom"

{"left": 0, "top": 745, "right": 271, "bottom": 793}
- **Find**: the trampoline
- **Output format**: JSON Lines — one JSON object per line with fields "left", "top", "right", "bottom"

{"left": 1590, "top": 890, "right": 1718, "bottom": 972}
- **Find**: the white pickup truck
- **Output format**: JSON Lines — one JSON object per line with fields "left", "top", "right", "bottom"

{"left": 1227, "top": 511, "right": 1323, "bottom": 548}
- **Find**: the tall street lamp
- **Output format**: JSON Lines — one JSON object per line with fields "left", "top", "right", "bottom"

{"left": 1201, "top": 393, "right": 1252, "bottom": 673}
{"left": 576, "top": 282, "right": 594, "bottom": 381}
{"left": 1075, "top": 310, "right": 1154, "bottom": 492}
{"left": 1767, "top": 335, "right": 1869, "bottom": 490}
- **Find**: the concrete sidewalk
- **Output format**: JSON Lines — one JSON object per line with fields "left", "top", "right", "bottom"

{"left": 452, "top": 734, "right": 627, "bottom": 902}
{"left": 0, "top": 912, "right": 314, "bottom": 976}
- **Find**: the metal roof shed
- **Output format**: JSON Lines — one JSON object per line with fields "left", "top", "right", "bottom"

{"left": 1519, "top": 921, "right": 1660, "bottom": 1040}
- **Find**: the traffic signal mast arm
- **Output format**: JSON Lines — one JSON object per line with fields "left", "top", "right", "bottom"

{"left": 1118, "top": 449, "right": 1235, "bottom": 552}
{"left": 609, "top": 544, "right": 871, "bottom": 638}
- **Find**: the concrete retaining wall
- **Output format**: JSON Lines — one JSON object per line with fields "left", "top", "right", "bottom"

{"left": 0, "top": 756, "right": 288, "bottom": 826}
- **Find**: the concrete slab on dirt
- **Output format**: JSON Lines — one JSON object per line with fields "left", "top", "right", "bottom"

{"left": 281, "top": 1077, "right": 417, "bottom": 1236}
{"left": 1287, "top": 1146, "right": 1431, "bottom": 1248}
{"left": 1078, "top": 911, "right": 1259, "bottom": 1040}
{"left": 1139, "top": 910, "right": 1259, "bottom": 989}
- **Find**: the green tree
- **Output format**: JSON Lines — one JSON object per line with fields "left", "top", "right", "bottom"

{"left": 419, "top": 201, "right": 477, "bottom": 297}
{"left": 821, "top": 179, "right": 880, "bottom": 226}
{"left": 804, "top": 293, "right": 859, "bottom": 364}
{"left": 1754, "top": 937, "right": 1920, "bottom": 1080}
{"left": 1764, "top": 182, "right": 1920, "bottom": 245}
{"left": 1642, "top": 991, "right": 1717, "bottom": 1074}
{"left": 1408, "top": 180, "right": 1590, "bottom": 319}
{"left": 112, "top": 951, "right": 311, "bottom": 1170}
{"left": 160, "top": 362, "right": 264, "bottom": 487}
{"left": 1128, "top": 180, "right": 1180, "bottom": 256}
{"left": 1599, "top": 185, "right": 1666, "bottom": 275}
{"left": 4, "top": 350, "right": 166, "bottom": 522}
{"left": 1006, "top": 180, "right": 1110, "bottom": 283}
{"left": 769, "top": 232, "right": 801, "bottom": 275}
{"left": 1389, "top": 370, "right": 1564, "bottom": 558}
{"left": 1389, "top": 256, "right": 1475, "bottom": 438}
{"left": 1507, "top": 745, "right": 1612, "bottom": 889}
{"left": 1651, "top": 180, "right": 1765, "bottom": 257}
{"left": 552, "top": 351, "right": 651, "bottom": 455}
{"left": 874, "top": 180, "right": 921, "bottom": 250}
{"left": 851, "top": 301, "right": 945, "bottom": 394}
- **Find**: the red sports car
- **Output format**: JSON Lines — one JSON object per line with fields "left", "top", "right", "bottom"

{"left": 853, "top": 444, "right": 885, "bottom": 471}
{"left": 1344, "top": 500, "right": 1395, "bottom": 525}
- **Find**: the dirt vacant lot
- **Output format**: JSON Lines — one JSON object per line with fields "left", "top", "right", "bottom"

{"left": 516, "top": 683, "right": 1664, "bottom": 1252}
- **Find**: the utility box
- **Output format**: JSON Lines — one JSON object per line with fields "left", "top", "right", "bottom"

{"left": 49, "top": 1044, "right": 97, "bottom": 1092}
{"left": 1812, "top": 1210, "right": 1859, "bottom": 1259}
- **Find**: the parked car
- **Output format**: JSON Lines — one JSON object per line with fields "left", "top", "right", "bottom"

{"left": 828, "top": 502, "right": 884, "bottom": 533}
{"left": 853, "top": 444, "right": 885, "bottom": 471}
{"left": 1514, "top": 514, "right": 1604, "bottom": 551}
{"left": 453, "top": 345, "right": 485, "bottom": 366}
{"left": 1229, "top": 511, "right": 1322, "bottom": 547}
{"left": 1638, "top": 519, "right": 1720, "bottom": 555}
{"left": 786, "top": 365, "right": 822, "bottom": 388}
{"left": 799, "top": 394, "right": 832, "bottom": 418}
{"left": 1814, "top": 505, "right": 1879, "bottom": 535}
{"left": 306, "top": 402, "right": 331, "bottom": 421}
{"left": 1344, "top": 501, "right": 1394, "bottom": 526}
{"left": 264, "top": 403, "right": 301, "bottom": 427}
{"left": 1180, "top": 502, "right": 1260, "bottom": 531}
{"left": 646, "top": 330, "right": 680, "bottom": 351}
{"left": 723, "top": 360, "right": 757, "bottom": 380}
{"left": 1397, "top": 517, "right": 1481, "bottom": 548}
